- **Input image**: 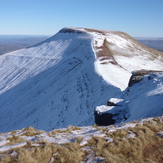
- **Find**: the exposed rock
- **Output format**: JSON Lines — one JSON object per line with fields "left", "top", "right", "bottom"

{"left": 94, "top": 109, "right": 115, "bottom": 126}
{"left": 107, "top": 101, "right": 122, "bottom": 106}
{"left": 59, "top": 27, "right": 85, "bottom": 34}
{"left": 128, "top": 69, "right": 163, "bottom": 87}
{"left": 94, "top": 98, "right": 124, "bottom": 126}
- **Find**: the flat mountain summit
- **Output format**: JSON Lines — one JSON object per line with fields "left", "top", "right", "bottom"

{"left": 0, "top": 27, "right": 163, "bottom": 132}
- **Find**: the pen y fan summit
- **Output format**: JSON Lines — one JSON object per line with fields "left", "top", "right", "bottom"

{"left": 0, "top": 27, "right": 163, "bottom": 132}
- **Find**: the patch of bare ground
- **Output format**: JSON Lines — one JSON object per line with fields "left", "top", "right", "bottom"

{"left": 96, "top": 39, "right": 118, "bottom": 65}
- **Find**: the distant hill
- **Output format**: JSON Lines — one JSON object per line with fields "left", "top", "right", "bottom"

{"left": 0, "top": 35, "right": 162, "bottom": 56}
{"left": 0, "top": 35, "right": 50, "bottom": 55}
{"left": 135, "top": 37, "right": 163, "bottom": 52}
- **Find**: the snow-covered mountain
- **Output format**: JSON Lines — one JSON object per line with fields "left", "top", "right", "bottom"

{"left": 0, "top": 27, "right": 163, "bottom": 132}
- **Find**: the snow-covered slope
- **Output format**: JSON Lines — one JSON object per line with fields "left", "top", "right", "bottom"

{"left": 95, "top": 72, "right": 163, "bottom": 124}
{"left": 125, "top": 72, "right": 163, "bottom": 122}
{"left": 90, "top": 28, "right": 163, "bottom": 90}
{"left": 0, "top": 28, "right": 119, "bottom": 132}
{"left": 0, "top": 27, "right": 163, "bottom": 132}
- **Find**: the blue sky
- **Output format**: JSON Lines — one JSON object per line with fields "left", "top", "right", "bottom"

{"left": 0, "top": 0, "right": 163, "bottom": 37}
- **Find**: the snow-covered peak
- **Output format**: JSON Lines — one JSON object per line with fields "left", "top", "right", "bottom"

{"left": 0, "top": 27, "right": 163, "bottom": 132}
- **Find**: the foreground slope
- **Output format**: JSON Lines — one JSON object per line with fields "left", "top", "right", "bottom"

{"left": 0, "top": 116, "right": 163, "bottom": 163}
{"left": 0, "top": 27, "right": 163, "bottom": 132}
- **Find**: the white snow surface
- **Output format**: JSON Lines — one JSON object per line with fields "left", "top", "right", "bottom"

{"left": 0, "top": 27, "right": 120, "bottom": 132}
{"left": 94, "top": 62, "right": 131, "bottom": 91}
{"left": 0, "top": 27, "right": 163, "bottom": 132}
{"left": 125, "top": 73, "right": 163, "bottom": 122}
{"left": 96, "top": 73, "right": 163, "bottom": 123}
{"left": 0, "top": 142, "right": 27, "bottom": 152}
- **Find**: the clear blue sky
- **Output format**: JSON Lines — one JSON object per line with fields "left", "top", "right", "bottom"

{"left": 0, "top": 0, "right": 163, "bottom": 37}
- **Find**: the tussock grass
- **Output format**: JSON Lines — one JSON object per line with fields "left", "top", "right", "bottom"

{"left": 76, "top": 137, "right": 83, "bottom": 144}
{"left": 49, "top": 125, "right": 81, "bottom": 136}
{"left": 153, "top": 117, "right": 160, "bottom": 122}
{"left": 0, "top": 155, "right": 12, "bottom": 163}
{"left": 53, "top": 142, "right": 85, "bottom": 163}
{"left": 92, "top": 124, "right": 98, "bottom": 128}
{"left": 0, "top": 142, "right": 85, "bottom": 163}
{"left": 106, "top": 129, "right": 128, "bottom": 138}
{"left": 66, "top": 125, "right": 81, "bottom": 132}
{"left": 49, "top": 129, "right": 67, "bottom": 135}
{"left": 23, "top": 142, "right": 84, "bottom": 163}
{"left": 6, "top": 135, "right": 25, "bottom": 145}
{"left": 88, "top": 120, "right": 163, "bottom": 163}
{"left": 22, "top": 127, "right": 44, "bottom": 136}
{"left": 1, "top": 119, "right": 163, "bottom": 162}
{"left": 17, "top": 143, "right": 53, "bottom": 163}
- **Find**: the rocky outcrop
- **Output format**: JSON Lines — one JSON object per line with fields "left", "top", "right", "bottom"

{"left": 94, "top": 99, "right": 124, "bottom": 126}
{"left": 94, "top": 109, "right": 115, "bottom": 126}
{"left": 59, "top": 27, "right": 86, "bottom": 34}
{"left": 107, "top": 101, "right": 122, "bottom": 106}
{"left": 128, "top": 69, "right": 163, "bottom": 87}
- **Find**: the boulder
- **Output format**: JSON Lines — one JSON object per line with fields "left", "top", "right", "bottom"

{"left": 94, "top": 109, "right": 115, "bottom": 126}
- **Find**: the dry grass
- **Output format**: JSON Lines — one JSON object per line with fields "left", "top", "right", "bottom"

{"left": 1, "top": 119, "right": 163, "bottom": 162}
{"left": 49, "top": 126, "right": 81, "bottom": 136}
{"left": 66, "top": 125, "right": 81, "bottom": 132}
{"left": 87, "top": 120, "right": 163, "bottom": 163}
{"left": 6, "top": 135, "right": 25, "bottom": 146}
{"left": 49, "top": 129, "right": 67, "bottom": 135}
{"left": 106, "top": 129, "right": 128, "bottom": 138}
{"left": 0, "top": 155, "right": 12, "bottom": 163}
{"left": 0, "top": 142, "right": 85, "bottom": 163}
{"left": 22, "top": 127, "right": 44, "bottom": 136}
{"left": 53, "top": 142, "right": 85, "bottom": 163}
